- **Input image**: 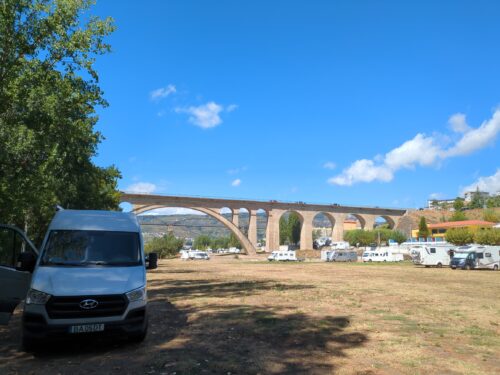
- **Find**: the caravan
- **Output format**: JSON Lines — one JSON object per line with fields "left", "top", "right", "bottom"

{"left": 362, "top": 249, "right": 404, "bottom": 262}
{"left": 411, "top": 245, "right": 456, "bottom": 268}
{"left": 450, "top": 245, "right": 500, "bottom": 270}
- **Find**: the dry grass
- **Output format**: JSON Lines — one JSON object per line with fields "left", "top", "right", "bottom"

{"left": 0, "top": 256, "right": 499, "bottom": 374}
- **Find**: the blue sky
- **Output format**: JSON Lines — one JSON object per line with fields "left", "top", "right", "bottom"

{"left": 90, "top": 0, "right": 500, "bottom": 209}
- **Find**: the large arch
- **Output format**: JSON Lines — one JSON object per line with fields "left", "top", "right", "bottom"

{"left": 278, "top": 210, "right": 304, "bottom": 248}
{"left": 132, "top": 204, "right": 256, "bottom": 255}
{"left": 345, "top": 214, "right": 366, "bottom": 230}
{"left": 374, "top": 215, "right": 395, "bottom": 229}
{"left": 312, "top": 212, "right": 336, "bottom": 248}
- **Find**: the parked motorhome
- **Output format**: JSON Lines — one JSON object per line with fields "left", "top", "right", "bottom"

{"left": 362, "top": 249, "right": 404, "bottom": 262}
{"left": 328, "top": 250, "right": 357, "bottom": 262}
{"left": 268, "top": 251, "right": 298, "bottom": 261}
{"left": 411, "top": 245, "right": 456, "bottom": 267}
{"left": 180, "top": 250, "right": 210, "bottom": 260}
{"left": 450, "top": 245, "right": 500, "bottom": 270}
{"left": 0, "top": 210, "right": 150, "bottom": 350}
{"left": 330, "top": 241, "right": 350, "bottom": 250}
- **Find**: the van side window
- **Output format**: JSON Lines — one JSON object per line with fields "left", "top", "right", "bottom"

{"left": 485, "top": 253, "right": 491, "bottom": 257}
{"left": 0, "top": 228, "right": 25, "bottom": 268}
{"left": 476, "top": 253, "right": 484, "bottom": 259}
{"left": 430, "top": 248, "right": 436, "bottom": 253}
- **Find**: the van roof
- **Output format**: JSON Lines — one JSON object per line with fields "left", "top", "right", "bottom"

{"left": 49, "top": 210, "right": 140, "bottom": 232}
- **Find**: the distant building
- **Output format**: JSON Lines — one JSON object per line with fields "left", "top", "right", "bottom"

{"left": 463, "top": 190, "right": 490, "bottom": 203}
{"left": 427, "top": 198, "right": 455, "bottom": 210}
{"left": 411, "top": 220, "right": 496, "bottom": 240}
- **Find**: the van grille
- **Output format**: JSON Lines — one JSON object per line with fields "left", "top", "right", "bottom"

{"left": 46, "top": 294, "right": 128, "bottom": 319}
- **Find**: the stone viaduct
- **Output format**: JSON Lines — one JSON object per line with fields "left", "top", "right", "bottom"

{"left": 120, "top": 193, "right": 408, "bottom": 256}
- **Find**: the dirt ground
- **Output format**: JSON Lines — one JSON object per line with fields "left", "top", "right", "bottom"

{"left": 0, "top": 256, "right": 499, "bottom": 374}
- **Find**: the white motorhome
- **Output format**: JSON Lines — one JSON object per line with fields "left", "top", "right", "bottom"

{"left": 268, "top": 251, "right": 298, "bottom": 262}
{"left": 411, "top": 244, "right": 456, "bottom": 267}
{"left": 181, "top": 250, "right": 210, "bottom": 260}
{"left": 0, "top": 210, "right": 150, "bottom": 351}
{"left": 362, "top": 249, "right": 404, "bottom": 262}
{"left": 450, "top": 245, "right": 500, "bottom": 270}
{"left": 330, "top": 241, "right": 350, "bottom": 250}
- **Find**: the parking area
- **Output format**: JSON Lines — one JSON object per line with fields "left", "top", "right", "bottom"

{"left": 0, "top": 256, "right": 499, "bottom": 374}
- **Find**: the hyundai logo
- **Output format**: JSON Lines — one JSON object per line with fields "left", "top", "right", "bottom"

{"left": 79, "top": 299, "right": 99, "bottom": 309}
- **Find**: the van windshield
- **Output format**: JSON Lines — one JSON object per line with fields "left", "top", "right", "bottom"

{"left": 453, "top": 252, "right": 469, "bottom": 259}
{"left": 41, "top": 230, "right": 141, "bottom": 267}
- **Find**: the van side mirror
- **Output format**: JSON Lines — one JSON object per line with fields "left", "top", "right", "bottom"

{"left": 145, "top": 252, "right": 158, "bottom": 270}
{"left": 17, "top": 252, "right": 37, "bottom": 273}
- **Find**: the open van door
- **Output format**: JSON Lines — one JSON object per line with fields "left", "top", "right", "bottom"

{"left": 0, "top": 225, "right": 38, "bottom": 325}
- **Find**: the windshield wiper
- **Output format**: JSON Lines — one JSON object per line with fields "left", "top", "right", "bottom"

{"left": 44, "top": 262, "right": 83, "bottom": 266}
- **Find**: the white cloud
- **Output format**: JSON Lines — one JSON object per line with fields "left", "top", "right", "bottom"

{"left": 445, "top": 110, "right": 500, "bottom": 157}
{"left": 176, "top": 102, "right": 223, "bottom": 128}
{"left": 140, "top": 207, "right": 206, "bottom": 216}
{"left": 329, "top": 109, "right": 500, "bottom": 186}
{"left": 323, "top": 161, "right": 336, "bottom": 170}
{"left": 449, "top": 113, "right": 470, "bottom": 133}
{"left": 231, "top": 178, "right": 241, "bottom": 187}
{"left": 175, "top": 101, "right": 238, "bottom": 129}
{"left": 461, "top": 169, "right": 500, "bottom": 195}
{"left": 227, "top": 166, "right": 247, "bottom": 175}
{"left": 150, "top": 84, "right": 176, "bottom": 100}
{"left": 429, "top": 192, "right": 444, "bottom": 199}
{"left": 384, "top": 134, "right": 442, "bottom": 170}
{"left": 328, "top": 159, "right": 393, "bottom": 186}
{"left": 126, "top": 182, "right": 157, "bottom": 194}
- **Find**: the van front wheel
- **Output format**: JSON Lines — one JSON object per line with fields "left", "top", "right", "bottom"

{"left": 493, "top": 264, "right": 499, "bottom": 271}
{"left": 129, "top": 320, "right": 148, "bottom": 343}
{"left": 22, "top": 335, "right": 40, "bottom": 352}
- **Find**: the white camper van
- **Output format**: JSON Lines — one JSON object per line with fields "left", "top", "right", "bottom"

{"left": 450, "top": 245, "right": 500, "bottom": 270}
{"left": 411, "top": 245, "right": 456, "bottom": 267}
{"left": 268, "top": 251, "right": 298, "bottom": 261}
{"left": 362, "top": 249, "right": 404, "bottom": 262}
{"left": 0, "top": 210, "right": 149, "bottom": 350}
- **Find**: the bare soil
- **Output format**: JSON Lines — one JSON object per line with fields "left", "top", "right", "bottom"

{"left": 1, "top": 256, "right": 499, "bottom": 374}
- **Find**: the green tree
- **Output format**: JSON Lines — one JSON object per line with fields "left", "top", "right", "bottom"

{"left": 145, "top": 233, "right": 184, "bottom": 259}
{"left": 449, "top": 211, "right": 468, "bottom": 222}
{"left": 482, "top": 209, "right": 499, "bottom": 223}
{"left": 445, "top": 228, "right": 474, "bottom": 246}
{"left": 0, "top": 0, "right": 119, "bottom": 245}
{"left": 279, "top": 212, "right": 302, "bottom": 245}
{"left": 228, "top": 233, "right": 242, "bottom": 249}
{"left": 417, "top": 217, "right": 430, "bottom": 239}
{"left": 474, "top": 229, "right": 500, "bottom": 246}
{"left": 390, "top": 230, "right": 408, "bottom": 245}
{"left": 469, "top": 187, "right": 486, "bottom": 209}
{"left": 193, "top": 235, "right": 212, "bottom": 250}
{"left": 486, "top": 196, "right": 500, "bottom": 208}
{"left": 453, "top": 198, "right": 465, "bottom": 211}
{"left": 344, "top": 229, "right": 376, "bottom": 247}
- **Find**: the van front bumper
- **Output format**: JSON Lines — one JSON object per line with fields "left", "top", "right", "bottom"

{"left": 22, "top": 306, "right": 147, "bottom": 340}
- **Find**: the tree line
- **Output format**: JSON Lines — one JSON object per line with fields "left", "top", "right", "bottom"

{"left": 344, "top": 228, "right": 407, "bottom": 247}
{"left": 0, "top": 0, "right": 120, "bottom": 245}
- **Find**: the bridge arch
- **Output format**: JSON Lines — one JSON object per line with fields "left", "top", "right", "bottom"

{"left": 132, "top": 204, "right": 256, "bottom": 255}
{"left": 279, "top": 210, "right": 304, "bottom": 247}
{"left": 312, "top": 212, "right": 336, "bottom": 248}
{"left": 345, "top": 214, "right": 366, "bottom": 230}
{"left": 374, "top": 215, "right": 395, "bottom": 229}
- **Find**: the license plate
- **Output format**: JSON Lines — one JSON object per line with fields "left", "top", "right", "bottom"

{"left": 69, "top": 324, "right": 105, "bottom": 334}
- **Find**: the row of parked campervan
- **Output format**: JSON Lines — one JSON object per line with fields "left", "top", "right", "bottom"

{"left": 410, "top": 244, "right": 500, "bottom": 270}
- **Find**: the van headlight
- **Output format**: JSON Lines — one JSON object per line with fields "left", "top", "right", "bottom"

{"left": 126, "top": 287, "right": 147, "bottom": 302}
{"left": 26, "top": 289, "right": 51, "bottom": 305}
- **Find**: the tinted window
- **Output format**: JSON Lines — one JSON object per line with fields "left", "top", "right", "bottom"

{"left": 430, "top": 248, "right": 436, "bottom": 254}
{"left": 41, "top": 230, "right": 141, "bottom": 267}
{"left": 485, "top": 253, "right": 491, "bottom": 257}
{"left": 476, "top": 253, "right": 484, "bottom": 259}
{"left": 0, "top": 228, "right": 26, "bottom": 268}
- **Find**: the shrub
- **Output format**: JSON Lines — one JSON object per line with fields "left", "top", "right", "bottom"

{"left": 445, "top": 228, "right": 474, "bottom": 245}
